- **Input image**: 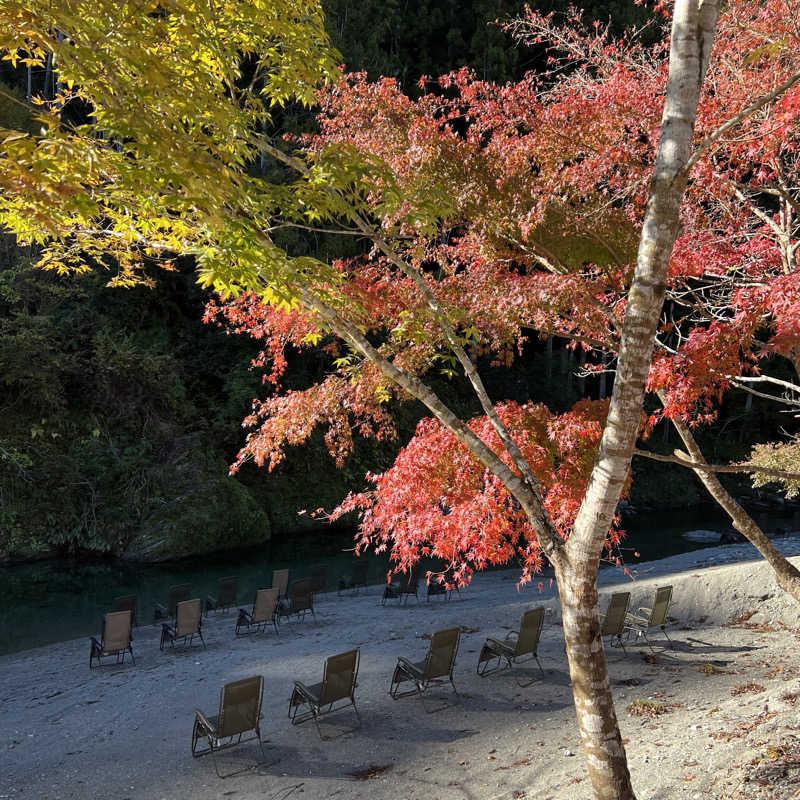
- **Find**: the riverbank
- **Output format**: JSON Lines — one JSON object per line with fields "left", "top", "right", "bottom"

{"left": 2, "top": 538, "right": 800, "bottom": 800}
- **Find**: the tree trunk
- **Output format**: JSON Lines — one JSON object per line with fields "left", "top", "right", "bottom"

{"left": 558, "top": 3, "right": 721, "bottom": 798}
{"left": 557, "top": 561, "right": 634, "bottom": 800}
{"left": 668, "top": 412, "right": 800, "bottom": 602}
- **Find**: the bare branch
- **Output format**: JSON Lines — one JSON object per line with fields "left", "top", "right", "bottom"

{"left": 730, "top": 380, "right": 800, "bottom": 408}
{"left": 634, "top": 446, "right": 800, "bottom": 481}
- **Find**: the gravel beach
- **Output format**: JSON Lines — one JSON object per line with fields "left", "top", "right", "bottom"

{"left": 2, "top": 538, "right": 800, "bottom": 800}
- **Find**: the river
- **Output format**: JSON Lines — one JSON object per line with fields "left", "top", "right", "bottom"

{"left": 1, "top": 503, "right": 798, "bottom": 655}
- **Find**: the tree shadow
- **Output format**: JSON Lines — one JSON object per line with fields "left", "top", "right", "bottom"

{"left": 668, "top": 636, "right": 764, "bottom": 655}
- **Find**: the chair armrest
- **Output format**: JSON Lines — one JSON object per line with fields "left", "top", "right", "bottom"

{"left": 397, "top": 657, "right": 423, "bottom": 679}
{"left": 505, "top": 629, "right": 520, "bottom": 641}
{"left": 486, "top": 637, "right": 515, "bottom": 657}
{"left": 205, "top": 595, "right": 217, "bottom": 612}
{"left": 90, "top": 636, "right": 102, "bottom": 651}
{"left": 193, "top": 709, "right": 216, "bottom": 735}
{"left": 161, "top": 622, "right": 175, "bottom": 636}
{"left": 636, "top": 606, "right": 653, "bottom": 615}
{"left": 291, "top": 681, "right": 318, "bottom": 705}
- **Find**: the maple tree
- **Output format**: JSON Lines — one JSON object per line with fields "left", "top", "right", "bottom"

{"left": 3, "top": 1, "right": 799, "bottom": 797}
{"left": 205, "top": 3, "right": 800, "bottom": 796}
{"left": 212, "top": 0, "right": 800, "bottom": 597}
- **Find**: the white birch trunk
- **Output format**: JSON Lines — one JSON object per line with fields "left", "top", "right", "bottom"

{"left": 556, "top": 3, "right": 722, "bottom": 797}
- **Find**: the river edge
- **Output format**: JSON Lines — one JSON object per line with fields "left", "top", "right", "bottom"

{"left": 2, "top": 537, "right": 800, "bottom": 800}
{"left": 5, "top": 494, "right": 799, "bottom": 567}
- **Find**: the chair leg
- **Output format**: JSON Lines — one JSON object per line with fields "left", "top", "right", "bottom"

{"left": 312, "top": 709, "right": 325, "bottom": 740}
{"left": 210, "top": 741, "right": 225, "bottom": 778}
{"left": 419, "top": 679, "right": 457, "bottom": 714}
{"left": 512, "top": 657, "right": 542, "bottom": 688}
{"left": 191, "top": 719, "right": 208, "bottom": 758}
{"left": 476, "top": 650, "right": 505, "bottom": 678}
{"left": 389, "top": 665, "right": 421, "bottom": 700}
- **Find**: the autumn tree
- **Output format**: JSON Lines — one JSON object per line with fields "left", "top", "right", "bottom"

{"left": 504, "top": 1, "right": 800, "bottom": 600}
{"left": 4, "top": 1, "right": 798, "bottom": 798}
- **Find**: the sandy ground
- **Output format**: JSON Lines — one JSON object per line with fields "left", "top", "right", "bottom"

{"left": 2, "top": 538, "right": 800, "bottom": 800}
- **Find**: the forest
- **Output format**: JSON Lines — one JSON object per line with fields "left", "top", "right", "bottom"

{"left": 0, "top": 0, "right": 795, "bottom": 568}
{"left": 0, "top": 0, "right": 684, "bottom": 563}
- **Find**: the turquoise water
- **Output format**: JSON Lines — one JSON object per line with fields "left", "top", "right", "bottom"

{"left": 0, "top": 527, "right": 391, "bottom": 656}
{"left": 1, "top": 504, "right": 798, "bottom": 655}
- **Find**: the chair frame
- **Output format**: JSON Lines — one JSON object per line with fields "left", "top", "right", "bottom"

{"left": 600, "top": 591, "right": 632, "bottom": 653}
{"left": 154, "top": 583, "right": 191, "bottom": 623}
{"left": 288, "top": 649, "right": 361, "bottom": 739}
{"left": 477, "top": 607, "right": 544, "bottom": 686}
{"left": 160, "top": 598, "right": 206, "bottom": 650}
{"left": 310, "top": 563, "right": 328, "bottom": 596}
{"left": 426, "top": 567, "right": 460, "bottom": 602}
{"left": 192, "top": 675, "right": 271, "bottom": 777}
{"left": 382, "top": 563, "right": 421, "bottom": 606}
{"left": 389, "top": 628, "right": 461, "bottom": 712}
{"left": 338, "top": 560, "right": 369, "bottom": 595}
{"left": 113, "top": 594, "right": 138, "bottom": 628}
{"left": 283, "top": 578, "right": 315, "bottom": 622}
{"left": 625, "top": 586, "right": 674, "bottom": 650}
{"left": 236, "top": 588, "right": 279, "bottom": 636}
{"left": 89, "top": 609, "right": 135, "bottom": 669}
{"left": 206, "top": 576, "right": 238, "bottom": 615}
{"left": 271, "top": 568, "right": 289, "bottom": 599}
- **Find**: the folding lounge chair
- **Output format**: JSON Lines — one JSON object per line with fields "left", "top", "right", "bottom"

{"left": 477, "top": 607, "right": 545, "bottom": 686}
{"left": 113, "top": 594, "right": 138, "bottom": 627}
{"left": 236, "top": 588, "right": 279, "bottom": 636}
{"left": 271, "top": 568, "right": 289, "bottom": 599}
{"left": 382, "top": 562, "right": 421, "bottom": 606}
{"left": 160, "top": 598, "right": 206, "bottom": 650}
{"left": 625, "top": 585, "right": 673, "bottom": 649}
{"left": 89, "top": 609, "right": 135, "bottom": 668}
{"left": 206, "top": 576, "right": 238, "bottom": 615}
{"left": 288, "top": 649, "right": 361, "bottom": 739}
{"left": 284, "top": 578, "right": 315, "bottom": 621}
{"left": 338, "top": 560, "right": 369, "bottom": 595}
{"left": 426, "top": 566, "right": 460, "bottom": 602}
{"left": 310, "top": 564, "right": 328, "bottom": 596}
{"left": 192, "top": 675, "right": 272, "bottom": 777}
{"left": 389, "top": 627, "right": 461, "bottom": 712}
{"left": 154, "top": 583, "right": 191, "bottom": 622}
{"left": 600, "top": 591, "right": 631, "bottom": 652}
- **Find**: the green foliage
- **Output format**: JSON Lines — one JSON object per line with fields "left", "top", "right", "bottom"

{"left": 0, "top": 246, "right": 410, "bottom": 560}
{"left": 0, "top": 250, "right": 266, "bottom": 558}
{"left": 748, "top": 438, "right": 800, "bottom": 499}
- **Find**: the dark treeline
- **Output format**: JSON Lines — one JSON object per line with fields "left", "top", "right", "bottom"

{"left": 0, "top": 0, "right": 772, "bottom": 562}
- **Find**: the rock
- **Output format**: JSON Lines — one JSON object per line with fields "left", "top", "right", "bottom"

{"left": 683, "top": 530, "right": 724, "bottom": 544}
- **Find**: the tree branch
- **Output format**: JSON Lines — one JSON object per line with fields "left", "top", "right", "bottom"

{"left": 685, "top": 70, "right": 800, "bottom": 174}
{"left": 258, "top": 268, "right": 566, "bottom": 565}
{"left": 634, "top": 446, "right": 800, "bottom": 481}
